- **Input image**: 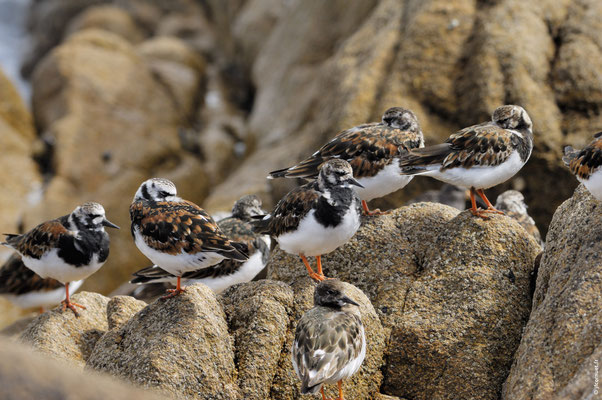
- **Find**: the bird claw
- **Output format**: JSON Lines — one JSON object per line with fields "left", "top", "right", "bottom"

{"left": 61, "top": 300, "right": 86, "bottom": 317}
{"left": 470, "top": 207, "right": 505, "bottom": 219}
{"left": 161, "top": 287, "right": 187, "bottom": 300}
{"left": 308, "top": 272, "right": 326, "bottom": 282}
{"left": 362, "top": 208, "right": 390, "bottom": 216}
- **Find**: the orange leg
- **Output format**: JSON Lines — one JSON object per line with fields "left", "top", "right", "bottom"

{"left": 337, "top": 380, "right": 344, "bottom": 400}
{"left": 161, "top": 276, "right": 187, "bottom": 299}
{"left": 38, "top": 307, "right": 45, "bottom": 314}
{"left": 476, "top": 189, "right": 504, "bottom": 214}
{"left": 320, "top": 387, "right": 327, "bottom": 400}
{"left": 60, "top": 282, "right": 86, "bottom": 317}
{"left": 468, "top": 187, "right": 499, "bottom": 219}
{"left": 300, "top": 254, "right": 325, "bottom": 281}
{"left": 361, "top": 200, "right": 389, "bottom": 216}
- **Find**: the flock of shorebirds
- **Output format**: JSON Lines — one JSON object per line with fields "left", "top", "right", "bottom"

{"left": 1, "top": 104, "right": 601, "bottom": 399}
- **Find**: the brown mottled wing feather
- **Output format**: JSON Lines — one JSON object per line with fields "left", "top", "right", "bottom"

{"left": 130, "top": 200, "right": 247, "bottom": 260}
{"left": 564, "top": 134, "right": 602, "bottom": 179}
{"left": 263, "top": 183, "right": 320, "bottom": 237}
{"left": 0, "top": 254, "right": 63, "bottom": 295}
{"left": 293, "top": 307, "right": 363, "bottom": 392}
{"left": 3, "top": 219, "right": 69, "bottom": 259}
{"left": 402, "top": 123, "right": 514, "bottom": 170}
{"left": 271, "top": 123, "right": 423, "bottom": 179}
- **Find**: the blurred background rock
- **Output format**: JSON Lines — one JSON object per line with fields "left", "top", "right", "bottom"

{"left": 0, "top": 0, "right": 600, "bottom": 327}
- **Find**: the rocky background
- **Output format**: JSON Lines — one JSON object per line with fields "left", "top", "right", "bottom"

{"left": 0, "top": 0, "right": 601, "bottom": 399}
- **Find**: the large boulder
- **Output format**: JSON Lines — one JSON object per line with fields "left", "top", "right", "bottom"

{"left": 19, "top": 292, "right": 109, "bottom": 366}
{"left": 87, "top": 284, "right": 240, "bottom": 399}
{"left": 269, "top": 203, "right": 541, "bottom": 399}
{"left": 502, "top": 185, "right": 602, "bottom": 399}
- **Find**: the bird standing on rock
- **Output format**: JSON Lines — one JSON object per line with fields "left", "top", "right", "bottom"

{"left": 255, "top": 159, "right": 363, "bottom": 281}
{"left": 268, "top": 107, "right": 424, "bottom": 215}
{"left": 292, "top": 279, "right": 366, "bottom": 400}
{"left": 400, "top": 105, "right": 533, "bottom": 219}
{"left": 130, "top": 178, "right": 249, "bottom": 299}
{"left": 563, "top": 132, "right": 602, "bottom": 201}
{"left": 2, "top": 202, "right": 119, "bottom": 316}
{"left": 0, "top": 253, "right": 83, "bottom": 313}
{"left": 130, "top": 194, "right": 270, "bottom": 294}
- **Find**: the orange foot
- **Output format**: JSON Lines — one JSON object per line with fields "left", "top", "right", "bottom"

{"left": 308, "top": 272, "right": 326, "bottom": 282}
{"left": 161, "top": 287, "right": 187, "bottom": 300}
{"left": 61, "top": 300, "right": 86, "bottom": 317}
{"left": 470, "top": 207, "right": 505, "bottom": 219}
{"left": 361, "top": 200, "right": 390, "bottom": 216}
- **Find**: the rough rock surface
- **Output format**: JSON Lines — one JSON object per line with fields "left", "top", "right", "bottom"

{"left": 87, "top": 284, "right": 240, "bottom": 400}
{"left": 0, "top": 337, "right": 166, "bottom": 400}
{"left": 106, "top": 295, "right": 146, "bottom": 330}
{"left": 19, "top": 292, "right": 109, "bottom": 366}
{"left": 269, "top": 203, "right": 541, "bottom": 399}
{"left": 502, "top": 185, "right": 602, "bottom": 399}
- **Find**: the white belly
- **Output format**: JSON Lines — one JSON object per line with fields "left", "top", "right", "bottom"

{"left": 580, "top": 169, "right": 602, "bottom": 200}
{"left": 422, "top": 151, "right": 526, "bottom": 189}
{"left": 22, "top": 250, "right": 104, "bottom": 283}
{"left": 355, "top": 160, "right": 413, "bottom": 201}
{"left": 133, "top": 228, "right": 226, "bottom": 276}
{"left": 2, "top": 280, "right": 83, "bottom": 309}
{"left": 188, "top": 248, "right": 267, "bottom": 293}
{"left": 276, "top": 204, "right": 360, "bottom": 256}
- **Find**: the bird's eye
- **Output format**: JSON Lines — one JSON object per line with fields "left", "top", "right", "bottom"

{"left": 336, "top": 171, "right": 346, "bottom": 176}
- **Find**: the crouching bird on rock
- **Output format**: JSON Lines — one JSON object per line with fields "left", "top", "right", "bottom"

{"left": 130, "top": 178, "right": 248, "bottom": 299}
{"left": 2, "top": 202, "right": 119, "bottom": 316}
{"left": 268, "top": 107, "right": 424, "bottom": 215}
{"left": 130, "top": 195, "right": 270, "bottom": 295}
{"left": 292, "top": 280, "right": 366, "bottom": 400}
{"left": 400, "top": 105, "right": 533, "bottom": 219}
{"left": 254, "top": 159, "right": 362, "bottom": 281}
{"left": 563, "top": 132, "right": 602, "bottom": 201}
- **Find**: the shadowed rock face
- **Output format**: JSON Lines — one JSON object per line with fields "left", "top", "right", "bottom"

{"left": 269, "top": 203, "right": 541, "bottom": 400}
{"left": 0, "top": 337, "right": 166, "bottom": 400}
{"left": 503, "top": 185, "right": 602, "bottom": 399}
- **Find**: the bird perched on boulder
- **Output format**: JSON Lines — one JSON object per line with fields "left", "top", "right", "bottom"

{"left": 2, "top": 202, "right": 118, "bottom": 316}
{"left": 292, "top": 279, "right": 366, "bottom": 400}
{"left": 563, "top": 132, "right": 602, "bottom": 200}
{"left": 255, "top": 159, "right": 362, "bottom": 281}
{"left": 400, "top": 105, "right": 533, "bottom": 219}
{"left": 0, "top": 253, "right": 83, "bottom": 313}
{"left": 130, "top": 178, "right": 248, "bottom": 299}
{"left": 268, "top": 107, "right": 424, "bottom": 215}
{"left": 130, "top": 195, "right": 270, "bottom": 295}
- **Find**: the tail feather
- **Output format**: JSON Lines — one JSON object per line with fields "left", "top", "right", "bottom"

{"left": 269, "top": 157, "right": 323, "bottom": 180}
{"left": 301, "top": 378, "right": 322, "bottom": 395}
{"left": 250, "top": 214, "right": 271, "bottom": 235}
{"left": 224, "top": 241, "right": 250, "bottom": 261}
{"left": 2, "top": 233, "right": 21, "bottom": 248}
{"left": 130, "top": 265, "right": 174, "bottom": 284}
{"left": 268, "top": 167, "right": 290, "bottom": 179}
{"left": 562, "top": 146, "right": 577, "bottom": 167}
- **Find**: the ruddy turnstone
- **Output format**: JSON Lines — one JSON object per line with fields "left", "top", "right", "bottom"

{"left": 130, "top": 178, "right": 249, "bottom": 298}
{"left": 130, "top": 195, "right": 270, "bottom": 294}
{"left": 563, "top": 132, "right": 602, "bottom": 200}
{"left": 268, "top": 107, "right": 424, "bottom": 215}
{"left": 400, "top": 105, "right": 533, "bottom": 219}
{"left": 495, "top": 190, "right": 543, "bottom": 246}
{"left": 292, "top": 279, "right": 366, "bottom": 400}
{"left": 255, "top": 159, "right": 362, "bottom": 281}
{"left": 0, "top": 253, "right": 83, "bottom": 312}
{"left": 2, "top": 202, "right": 119, "bottom": 316}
